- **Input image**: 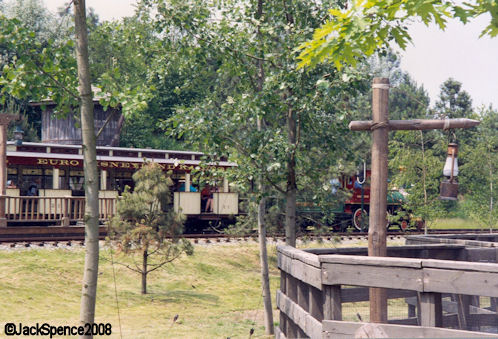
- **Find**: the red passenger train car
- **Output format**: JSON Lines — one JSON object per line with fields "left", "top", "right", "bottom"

{"left": 5, "top": 141, "right": 239, "bottom": 228}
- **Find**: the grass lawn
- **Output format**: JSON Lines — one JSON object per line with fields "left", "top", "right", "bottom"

{"left": 429, "top": 218, "right": 483, "bottom": 230}
{"left": 0, "top": 238, "right": 406, "bottom": 338}
{"left": 0, "top": 243, "right": 281, "bottom": 338}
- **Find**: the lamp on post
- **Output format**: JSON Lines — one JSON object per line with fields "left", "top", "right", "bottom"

{"left": 439, "top": 143, "right": 459, "bottom": 200}
{"left": 13, "top": 125, "right": 24, "bottom": 146}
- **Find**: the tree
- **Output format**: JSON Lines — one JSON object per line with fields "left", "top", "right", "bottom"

{"left": 73, "top": 0, "right": 101, "bottom": 334}
{"left": 137, "top": 0, "right": 370, "bottom": 334}
{"left": 434, "top": 78, "right": 473, "bottom": 119}
{"left": 0, "top": 4, "right": 148, "bottom": 334}
{"left": 109, "top": 162, "right": 193, "bottom": 294}
{"left": 297, "top": 0, "right": 498, "bottom": 70}
{"left": 460, "top": 107, "right": 498, "bottom": 231}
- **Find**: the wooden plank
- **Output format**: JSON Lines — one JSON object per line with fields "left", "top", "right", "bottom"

{"left": 287, "top": 274, "right": 298, "bottom": 303}
{"left": 277, "top": 244, "right": 304, "bottom": 259}
{"left": 322, "top": 320, "right": 498, "bottom": 338}
{"left": 423, "top": 268, "right": 498, "bottom": 297}
{"left": 297, "top": 279, "right": 309, "bottom": 312}
{"left": 323, "top": 285, "right": 341, "bottom": 321}
{"left": 278, "top": 252, "right": 293, "bottom": 273}
{"left": 276, "top": 289, "right": 322, "bottom": 339}
{"left": 422, "top": 259, "right": 498, "bottom": 273}
{"left": 280, "top": 270, "right": 287, "bottom": 294}
{"left": 291, "top": 258, "right": 322, "bottom": 290}
{"left": 322, "top": 263, "right": 423, "bottom": 291}
{"left": 419, "top": 292, "right": 442, "bottom": 327}
{"left": 294, "top": 249, "right": 321, "bottom": 268}
{"left": 456, "top": 294, "right": 470, "bottom": 330}
{"left": 278, "top": 251, "right": 322, "bottom": 289}
{"left": 309, "top": 285, "right": 323, "bottom": 322}
{"left": 319, "top": 254, "right": 422, "bottom": 268}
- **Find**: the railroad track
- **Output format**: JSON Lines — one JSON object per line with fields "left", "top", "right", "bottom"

{"left": 0, "top": 225, "right": 494, "bottom": 245}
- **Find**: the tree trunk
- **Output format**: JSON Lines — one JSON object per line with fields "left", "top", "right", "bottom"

{"left": 285, "top": 105, "right": 297, "bottom": 247}
{"left": 254, "top": 1, "right": 273, "bottom": 334}
{"left": 74, "top": 1, "right": 100, "bottom": 335}
{"left": 142, "top": 249, "right": 148, "bottom": 294}
{"left": 258, "top": 193, "right": 274, "bottom": 335}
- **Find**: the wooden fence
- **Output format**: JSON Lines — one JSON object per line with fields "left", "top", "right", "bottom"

{"left": 276, "top": 244, "right": 498, "bottom": 338}
{"left": 3, "top": 196, "right": 116, "bottom": 225}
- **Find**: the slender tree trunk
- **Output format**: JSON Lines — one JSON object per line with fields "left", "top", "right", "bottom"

{"left": 283, "top": 1, "right": 297, "bottom": 248}
{"left": 420, "top": 131, "right": 427, "bottom": 205}
{"left": 142, "top": 249, "right": 148, "bottom": 294}
{"left": 420, "top": 131, "right": 428, "bottom": 235}
{"left": 258, "top": 193, "right": 274, "bottom": 335}
{"left": 254, "top": 0, "right": 273, "bottom": 335}
{"left": 285, "top": 105, "right": 297, "bottom": 247}
{"left": 74, "top": 1, "right": 100, "bottom": 335}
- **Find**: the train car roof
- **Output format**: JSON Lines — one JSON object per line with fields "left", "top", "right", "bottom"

{"left": 7, "top": 141, "right": 204, "bottom": 156}
{"left": 6, "top": 141, "right": 236, "bottom": 168}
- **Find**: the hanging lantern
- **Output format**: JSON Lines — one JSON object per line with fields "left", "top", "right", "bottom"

{"left": 439, "top": 143, "right": 459, "bottom": 200}
{"left": 13, "top": 126, "right": 24, "bottom": 146}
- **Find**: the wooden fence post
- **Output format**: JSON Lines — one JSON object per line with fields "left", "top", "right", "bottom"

{"left": 419, "top": 292, "right": 442, "bottom": 327}
{"left": 297, "top": 280, "right": 309, "bottom": 312}
{"left": 61, "top": 197, "right": 70, "bottom": 226}
{"left": 323, "top": 285, "right": 342, "bottom": 321}
{"left": 309, "top": 286, "right": 324, "bottom": 321}
{"left": 280, "top": 270, "right": 287, "bottom": 335}
{"left": 286, "top": 274, "right": 299, "bottom": 337}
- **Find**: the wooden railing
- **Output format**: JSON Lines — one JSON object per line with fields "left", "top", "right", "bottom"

{"left": 3, "top": 196, "right": 116, "bottom": 225}
{"left": 277, "top": 244, "right": 498, "bottom": 339}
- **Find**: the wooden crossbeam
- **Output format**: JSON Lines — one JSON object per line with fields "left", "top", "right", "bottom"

{"left": 348, "top": 78, "right": 480, "bottom": 324}
{"left": 349, "top": 118, "right": 480, "bottom": 131}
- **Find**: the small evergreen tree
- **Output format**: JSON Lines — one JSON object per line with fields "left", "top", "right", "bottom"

{"left": 109, "top": 162, "right": 193, "bottom": 294}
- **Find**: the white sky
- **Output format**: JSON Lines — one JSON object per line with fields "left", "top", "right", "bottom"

{"left": 43, "top": 0, "right": 498, "bottom": 109}
{"left": 399, "top": 15, "right": 498, "bottom": 109}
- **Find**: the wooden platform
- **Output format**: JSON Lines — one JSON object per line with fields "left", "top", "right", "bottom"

{"left": 276, "top": 242, "right": 498, "bottom": 338}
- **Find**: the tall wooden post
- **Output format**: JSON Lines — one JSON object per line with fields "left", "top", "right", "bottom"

{"left": 369, "top": 77, "right": 389, "bottom": 322}
{"left": 350, "top": 78, "right": 479, "bottom": 324}
{"left": 0, "top": 114, "right": 18, "bottom": 227}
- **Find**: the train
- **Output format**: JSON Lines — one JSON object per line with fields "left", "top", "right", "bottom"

{"left": 4, "top": 141, "right": 239, "bottom": 228}
{"left": 3, "top": 142, "right": 418, "bottom": 232}
{"left": 296, "top": 170, "right": 423, "bottom": 232}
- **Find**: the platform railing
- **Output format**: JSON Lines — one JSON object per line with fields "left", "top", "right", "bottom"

{"left": 3, "top": 196, "right": 116, "bottom": 225}
{"left": 277, "top": 245, "right": 498, "bottom": 339}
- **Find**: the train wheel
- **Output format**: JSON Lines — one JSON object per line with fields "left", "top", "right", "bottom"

{"left": 399, "top": 220, "right": 409, "bottom": 231}
{"left": 353, "top": 208, "right": 368, "bottom": 231}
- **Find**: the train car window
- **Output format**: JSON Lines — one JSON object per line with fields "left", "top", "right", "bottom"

{"left": 43, "top": 169, "right": 53, "bottom": 189}
{"left": 7, "top": 168, "right": 18, "bottom": 188}
{"left": 113, "top": 171, "right": 134, "bottom": 194}
{"left": 58, "top": 170, "right": 68, "bottom": 189}
{"left": 70, "top": 170, "right": 85, "bottom": 196}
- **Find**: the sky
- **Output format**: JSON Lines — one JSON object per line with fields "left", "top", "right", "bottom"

{"left": 43, "top": 0, "right": 498, "bottom": 109}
